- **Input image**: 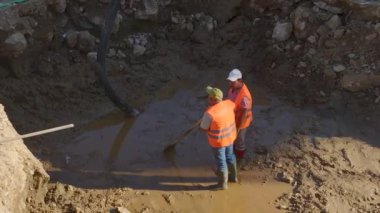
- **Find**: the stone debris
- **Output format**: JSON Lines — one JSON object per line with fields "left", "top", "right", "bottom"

{"left": 113, "top": 206, "right": 131, "bottom": 213}
{"left": 333, "top": 64, "right": 346, "bottom": 72}
{"left": 162, "top": 193, "right": 175, "bottom": 205}
{"left": 272, "top": 22, "right": 293, "bottom": 41}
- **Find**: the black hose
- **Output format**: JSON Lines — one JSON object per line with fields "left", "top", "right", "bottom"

{"left": 93, "top": 0, "right": 139, "bottom": 117}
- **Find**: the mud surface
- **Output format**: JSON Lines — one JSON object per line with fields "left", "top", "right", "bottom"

{"left": 40, "top": 77, "right": 292, "bottom": 212}
{"left": 1, "top": 0, "right": 380, "bottom": 212}
{"left": 33, "top": 77, "right": 380, "bottom": 213}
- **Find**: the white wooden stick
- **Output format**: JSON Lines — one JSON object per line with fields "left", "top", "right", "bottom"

{"left": 0, "top": 124, "right": 74, "bottom": 143}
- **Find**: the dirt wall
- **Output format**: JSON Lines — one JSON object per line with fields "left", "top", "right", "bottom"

{"left": 0, "top": 104, "right": 49, "bottom": 213}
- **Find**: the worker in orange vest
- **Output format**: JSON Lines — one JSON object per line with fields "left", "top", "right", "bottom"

{"left": 200, "top": 86, "right": 238, "bottom": 190}
{"left": 226, "top": 69, "right": 253, "bottom": 164}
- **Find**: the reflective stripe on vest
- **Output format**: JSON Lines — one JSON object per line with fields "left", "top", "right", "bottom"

{"left": 208, "top": 123, "right": 236, "bottom": 139}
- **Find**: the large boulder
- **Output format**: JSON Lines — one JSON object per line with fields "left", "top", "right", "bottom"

{"left": 0, "top": 104, "right": 49, "bottom": 213}
{"left": 291, "top": 6, "right": 320, "bottom": 39}
{"left": 77, "top": 31, "right": 96, "bottom": 52}
{"left": 2, "top": 32, "right": 28, "bottom": 58}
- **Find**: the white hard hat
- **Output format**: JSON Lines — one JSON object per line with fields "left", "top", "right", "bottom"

{"left": 227, "top": 69, "right": 242, "bottom": 81}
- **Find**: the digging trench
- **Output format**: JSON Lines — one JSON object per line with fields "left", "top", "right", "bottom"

{"left": 1, "top": 0, "right": 380, "bottom": 213}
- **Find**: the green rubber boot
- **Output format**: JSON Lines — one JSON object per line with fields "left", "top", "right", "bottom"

{"left": 210, "top": 171, "right": 228, "bottom": 190}
{"left": 228, "top": 162, "right": 238, "bottom": 183}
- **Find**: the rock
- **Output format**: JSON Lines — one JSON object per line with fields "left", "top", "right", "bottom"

{"left": 108, "top": 48, "right": 116, "bottom": 57}
{"left": 340, "top": 74, "right": 377, "bottom": 92}
{"left": 293, "top": 44, "right": 302, "bottom": 51}
{"left": 348, "top": 53, "right": 356, "bottom": 59}
{"left": 317, "top": 25, "right": 329, "bottom": 37}
{"left": 185, "top": 23, "right": 194, "bottom": 32}
{"left": 199, "top": 15, "right": 216, "bottom": 32}
{"left": 77, "top": 31, "right": 96, "bottom": 52}
{"left": 313, "top": 1, "right": 343, "bottom": 14}
{"left": 113, "top": 13, "right": 123, "bottom": 34}
{"left": 117, "top": 50, "right": 126, "bottom": 58}
{"left": 365, "top": 33, "right": 377, "bottom": 40}
{"left": 112, "top": 206, "right": 131, "bottom": 213}
{"left": 334, "top": 29, "right": 345, "bottom": 39}
{"left": 324, "top": 39, "right": 337, "bottom": 48}
{"left": 207, "top": 0, "right": 242, "bottom": 24}
{"left": 139, "top": 36, "right": 148, "bottom": 46}
{"left": 375, "top": 96, "right": 380, "bottom": 104}
{"left": 326, "top": 15, "right": 342, "bottom": 30}
{"left": 374, "top": 23, "right": 380, "bottom": 35}
{"left": 333, "top": 64, "right": 346, "bottom": 72}
{"left": 3, "top": 32, "right": 27, "bottom": 58}
{"left": 134, "top": 0, "right": 159, "bottom": 20}
{"left": 324, "top": 69, "right": 337, "bottom": 81}
{"left": 125, "top": 38, "right": 135, "bottom": 48}
{"left": 75, "top": 207, "right": 84, "bottom": 213}
{"left": 141, "top": 191, "right": 150, "bottom": 195}
{"left": 171, "top": 15, "right": 182, "bottom": 24}
{"left": 276, "top": 171, "right": 294, "bottom": 183}
{"left": 298, "top": 61, "right": 307, "bottom": 68}
{"left": 143, "top": 0, "right": 159, "bottom": 15}
{"left": 162, "top": 194, "right": 175, "bottom": 205}
{"left": 64, "top": 31, "right": 78, "bottom": 48}
{"left": 307, "top": 35, "right": 317, "bottom": 44}
{"left": 133, "top": 45, "right": 146, "bottom": 56}
{"left": 87, "top": 52, "right": 97, "bottom": 61}
{"left": 88, "top": 16, "right": 103, "bottom": 27}
{"left": 140, "top": 207, "right": 151, "bottom": 213}
{"left": 65, "top": 185, "right": 74, "bottom": 192}
{"left": 47, "top": 0, "right": 67, "bottom": 13}
{"left": 307, "top": 48, "right": 317, "bottom": 55}
{"left": 191, "top": 15, "right": 216, "bottom": 42}
{"left": 276, "top": 204, "right": 289, "bottom": 210}
{"left": 33, "top": 28, "right": 54, "bottom": 43}
{"left": 272, "top": 22, "right": 293, "bottom": 41}
{"left": 291, "top": 6, "right": 319, "bottom": 39}
{"left": 53, "top": 183, "right": 66, "bottom": 198}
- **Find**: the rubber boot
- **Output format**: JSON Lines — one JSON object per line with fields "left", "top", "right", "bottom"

{"left": 210, "top": 171, "right": 228, "bottom": 190}
{"left": 228, "top": 162, "right": 238, "bottom": 183}
{"left": 235, "top": 149, "right": 246, "bottom": 170}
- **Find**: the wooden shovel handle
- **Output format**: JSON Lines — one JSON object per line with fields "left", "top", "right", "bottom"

{"left": 0, "top": 124, "right": 74, "bottom": 143}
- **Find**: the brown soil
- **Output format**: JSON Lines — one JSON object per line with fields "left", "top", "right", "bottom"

{"left": 1, "top": 0, "right": 380, "bottom": 213}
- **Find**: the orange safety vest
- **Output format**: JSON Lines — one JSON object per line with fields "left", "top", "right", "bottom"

{"left": 228, "top": 83, "right": 253, "bottom": 129}
{"left": 206, "top": 100, "right": 237, "bottom": 148}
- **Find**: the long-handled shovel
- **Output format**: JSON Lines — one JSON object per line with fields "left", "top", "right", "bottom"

{"left": 163, "top": 120, "right": 201, "bottom": 153}
{"left": 0, "top": 124, "right": 74, "bottom": 143}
